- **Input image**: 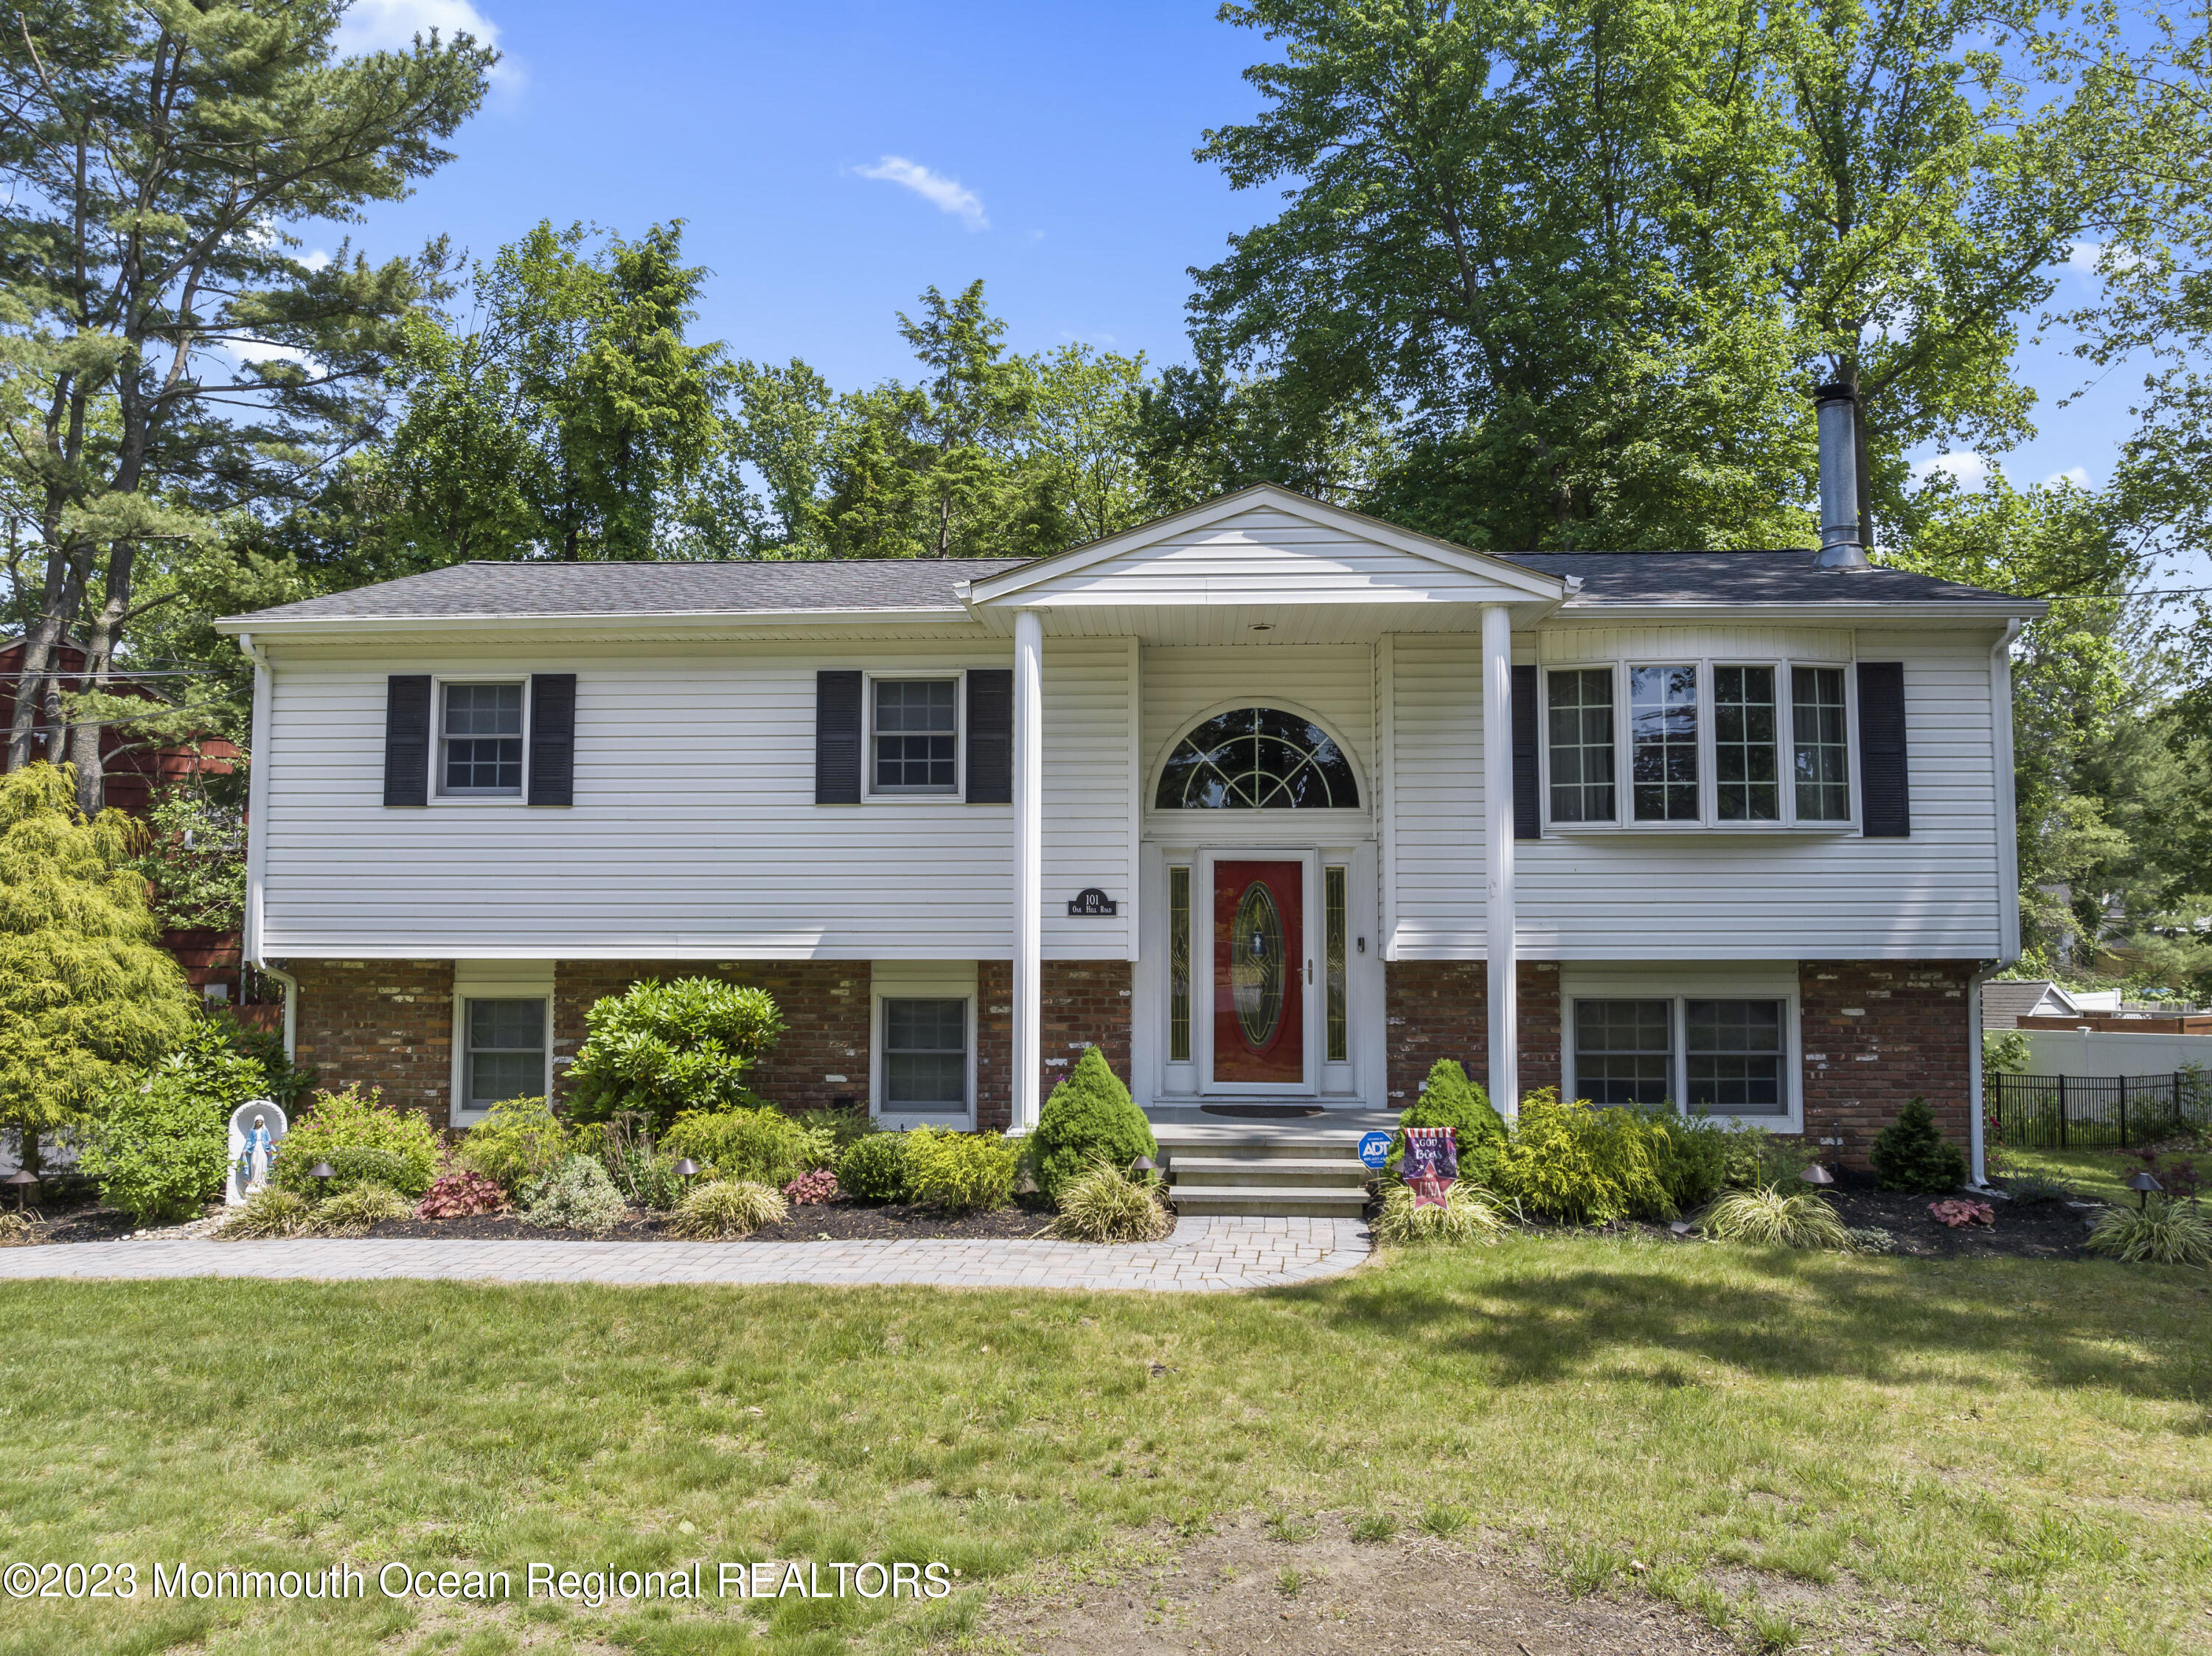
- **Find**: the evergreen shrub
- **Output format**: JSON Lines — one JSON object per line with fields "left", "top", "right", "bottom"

{"left": 838, "top": 1131, "right": 911, "bottom": 1202}
{"left": 274, "top": 1086, "right": 439, "bottom": 1198}
{"left": 1032, "top": 1048, "right": 1157, "bottom": 1199}
{"left": 1493, "top": 1089, "right": 1673, "bottom": 1223}
{"left": 905, "top": 1128, "right": 1020, "bottom": 1214}
{"left": 456, "top": 1095, "right": 570, "bottom": 1191}
{"left": 81, "top": 1020, "right": 264, "bottom": 1224}
{"left": 566, "top": 976, "right": 784, "bottom": 1128}
{"left": 662, "top": 1106, "right": 815, "bottom": 1187}
{"left": 1869, "top": 1096, "right": 1968, "bottom": 1193}
{"left": 521, "top": 1155, "right": 627, "bottom": 1235}
{"left": 1391, "top": 1060, "right": 1508, "bottom": 1184}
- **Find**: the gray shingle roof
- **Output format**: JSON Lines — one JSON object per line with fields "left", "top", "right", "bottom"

{"left": 1501, "top": 552, "right": 2013, "bottom": 605}
{"left": 228, "top": 557, "right": 1027, "bottom": 623}
{"left": 223, "top": 546, "right": 2022, "bottom": 627}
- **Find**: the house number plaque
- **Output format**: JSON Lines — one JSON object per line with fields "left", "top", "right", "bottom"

{"left": 1066, "top": 888, "right": 1119, "bottom": 916}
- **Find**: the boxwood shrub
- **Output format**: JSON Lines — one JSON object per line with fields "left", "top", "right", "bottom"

{"left": 837, "top": 1131, "right": 911, "bottom": 1203}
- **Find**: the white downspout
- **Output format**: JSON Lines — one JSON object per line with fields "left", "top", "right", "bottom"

{"left": 234, "top": 630, "right": 297, "bottom": 1062}
{"left": 1972, "top": 618, "right": 2025, "bottom": 1190}
{"left": 1012, "top": 608, "right": 1045, "bottom": 1133}
{"left": 1481, "top": 602, "right": 1519, "bottom": 1117}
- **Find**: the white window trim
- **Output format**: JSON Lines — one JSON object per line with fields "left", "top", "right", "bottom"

{"left": 1558, "top": 965, "right": 1802, "bottom": 1133}
{"left": 1144, "top": 697, "right": 1374, "bottom": 824}
{"left": 449, "top": 986, "right": 556, "bottom": 1124}
{"left": 1539, "top": 658, "right": 1861, "bottom": 836}
{"left": 863, "top": 670, "right": 965, "bottom": 802}
{"left": 871, "top": 962, "right": 978, "bottom": 1130}
{"left": 431, "top": 675, "right": 532, "bottom": 804}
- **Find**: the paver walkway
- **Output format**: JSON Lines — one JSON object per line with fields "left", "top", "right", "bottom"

{"left": 0, "top": 1215, "right": 1370, "bottom": 1292}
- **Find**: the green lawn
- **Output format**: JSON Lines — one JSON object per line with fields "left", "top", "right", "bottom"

{"left": 2003, "top": 1146, "right": 2146, "bottom": 1206}
{"left": 3, "top": 1238, "right": 2209, "bottom": 1656}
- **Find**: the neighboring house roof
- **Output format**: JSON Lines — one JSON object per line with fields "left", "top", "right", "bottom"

{"left": 1982, "top": 980, "right": 2066, "bottom": 1029}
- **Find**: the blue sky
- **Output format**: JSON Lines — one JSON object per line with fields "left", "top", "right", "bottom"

{"left": 330, "top": 0, "right": 2149, "bottom": 545}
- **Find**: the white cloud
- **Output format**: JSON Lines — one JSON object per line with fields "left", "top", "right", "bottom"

{"left": 226, "top": 338, "right": 311, "bottom": 368}
{"left": 855, "top": 156, "right": 987, "bottom": 231}
{"left": 301, "top": 249, "right": 331, "bottom": 272}
{"left": 1913, "top": 452, "right": 1989, "bottom": 488}
{"left": 338, "top": 0, "right": 520, "bottom": 88}
{"left": 2045, "top": 465, "right": 2091, "bottom": 488}
{"left": 2067, "top": 240, "right": 2103, "bottom": 273}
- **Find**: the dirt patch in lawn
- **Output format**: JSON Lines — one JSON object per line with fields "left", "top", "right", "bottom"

{"left": 975, "top": 1513, "right": 1738, "bottom": 1656}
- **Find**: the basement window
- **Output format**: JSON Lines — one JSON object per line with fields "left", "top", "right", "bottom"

{"left": 464, "top": 998, "right": 546, "bottom": 1109}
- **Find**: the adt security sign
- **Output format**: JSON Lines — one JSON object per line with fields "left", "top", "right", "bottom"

{"left": 1358, "top": 1130, "right": 1392, "bottom": 1169}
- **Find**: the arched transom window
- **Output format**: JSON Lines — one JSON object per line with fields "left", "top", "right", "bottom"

{"left": 1155, "top": 708, "right": 1361, "bottom": 810}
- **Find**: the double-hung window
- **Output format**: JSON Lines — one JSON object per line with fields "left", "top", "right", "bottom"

{"left": 441, "top": 683, "right": 524, "bottom": 796}
{"left": 872, "top": 679, "right": 958, "bottom": 794}
{"left": 1570, "top": 995, "right": 1790, "bottom": 1119}
{"left": 883, "top": 999, "right": 967, "bottom": 1110}
{"left": 1543, "top": 661, "right": 1853, "bottom": 830}
{"left": 462, "top": 998, "right": 546, "bottom": 1109}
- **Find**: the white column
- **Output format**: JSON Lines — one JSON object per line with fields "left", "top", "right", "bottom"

{"left": 1481, "top": 602, "right": 1519, "bottom": 1118}
{"left": 1012, "top": 608, "right": 1045, "bottom": 1133}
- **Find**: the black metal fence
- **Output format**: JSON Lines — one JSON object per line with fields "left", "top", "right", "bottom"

{"left": 1989, "top": 1072, "right": 2212, "bottom": 1150}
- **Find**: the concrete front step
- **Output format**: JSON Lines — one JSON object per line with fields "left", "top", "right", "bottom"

{"left": 1170, "top": 1184, "right": 1372, "bottom": 1217}
{"left": 1169, "top": 1156, "right": 1372, "bottom": 1190}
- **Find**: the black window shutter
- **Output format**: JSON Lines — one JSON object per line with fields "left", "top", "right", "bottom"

{"left": 1511, "top": 664, "right": 1540, "bottom": 841}
{"left": 1857, "top": 661, "right": 1910, "bottom": 837}
{"left": 815, "top": 670, "right": 863, "bottom": 804}
{"left": 527, "top": 673, "right": 576, "bottom": 807}
{"left": 383, "top": 675, "right": 431, "bottom": 807}
{"left": 965, "top": 668, "right": 1012, "bottom": 804}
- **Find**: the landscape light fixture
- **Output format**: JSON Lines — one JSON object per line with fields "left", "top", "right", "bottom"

{"left": 1799, "top": 1162, "right": 1836, "bottom": 1188}
{"left": 310, "top": 1161, "right": 336, "bottom": 1183}
{"left": 2127, "top": 1169, "right": 2164, "bottom": 1210}
{"left": 673, "top": 1159, "right": 700, "bottom": 1180}
{"left": 4, "top": 1169, "right": 37, "bottom": 1211}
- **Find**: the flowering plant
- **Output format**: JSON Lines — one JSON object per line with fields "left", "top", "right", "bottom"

{"left": 782, "top": 1169, "right": 839, "bottom": 1206}
{"left": 1927, "top": 1198, "right": 1995, "bottom": 1228}
{"left": 416, "top": 1169, "right": 508, "bottom": 1219}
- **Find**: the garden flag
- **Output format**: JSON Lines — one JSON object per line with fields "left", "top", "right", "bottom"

{"left": 1404, "top": 1126, "right": 1458, "bottom": 1208}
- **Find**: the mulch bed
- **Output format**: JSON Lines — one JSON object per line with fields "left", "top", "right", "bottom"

{"left": 1823, "top": 1182, "right": 2096, "bottom": 1259}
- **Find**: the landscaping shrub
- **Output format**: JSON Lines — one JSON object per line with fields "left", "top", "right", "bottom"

{"left": 274, "top": 1086, "right": 439, "bottom": 1199}
{"left": 1869, "top": 1096, "right": 1968, "bottom": 1193}
{"left": 787, "top": 1107, "right": 871, "bottom": 1156}
{"left": 1047, "top": 1158, "right": 1171, "bottom": 1242}
{"left": 0, "top": 1211, "right": 33, "bottom": 1245}
{"left": 1492, "top": 1090, "right": 1672, "bottom": 1223}
{"left": 1031, "top": 1048, "right": 1157, "bottom": 1199}
{"left": 662, "top": 1105, "right": 815, "bottom": 1187}
{"left": 905, "top": 1127, "right": 1020, "bottom": 1214}
{"left": 455, "top": 1095, "right": 570, "bottom": 1191}
{"left": 521, "top": 1155, "right": 627, "bottom": 1236}
{"left": 1927, "top": 1197, "right": 1996, "bottom": 1228}
{"left": 782, "top": 1169, "right": 838, "bottom": 1205}
{"left": 667, "top": 1178, "right": 785, "bottom": 1239}
{"left": 2085, "top": 1197, "right": 2212, "bottom": 1266}
{"left": 596, "top": 1111, "right": 687, "bottom": 1208}
{"left": 1391, "top": 1060, "right": 1507, "bottom": 1182}
{"left": 566, "top": 976, "right": 785, "bottom": 1128}
{"left": 81, "top": 1020, "right": 262, "bottom": 1225}
{"left": 1644, "top": 1110, "right": 1753, "bottom": 1213}
{"left": 1848, "top": 1225, "right": 1899, "bottom": 1253}
{"left": 314, "top": 1183, "right": 412, "bottom": 1236}
{"left": 220, "top": 1187, "right": 313, "bottom": 1239}
{"left": 309, "top": 1147, "right": 418, "bottom": 1198}
{"left": 1700, "top": 1187, "right": 1851, "bottom": 1250}
{"left": 1371, "top": 1178, "right": 1509, "bottom": 1246}
{"left": 416, "top": 1169, "right": 507, "bottom": 1219}
{"left": 838, "top": 1130, "right": 911, "bottom": 1202}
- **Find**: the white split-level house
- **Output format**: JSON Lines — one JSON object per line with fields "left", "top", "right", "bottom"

{"left": 218, "top": 464, "right": 2042, "bottom": 1201}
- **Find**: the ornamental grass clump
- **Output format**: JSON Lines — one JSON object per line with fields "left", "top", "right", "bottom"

{"left": 274, "top": 1085, "right": 439, "bottom": 1199}
{"left": 2085, "top": 1197, "right": 2212, "bottom": 1266}
{"left": 313, "top": 1183, "right": 412, "bottom": 1236}
{"left": 1700, "top": 1186, "right": 1852, "bottom": 1250}
{"left": 667, "top": 1179, "right": 786, "bottom": 1239}
{"left": 1031, "top": 1048, "right": 1158, "bottom": 1200}
{"left": 220, "top": 1187, "right": 313, "bottom": 1239}
{"left": 905, "top": 1127, "right": 1021, "bottom": 1214}
{"left": 454, "top": 1095, "right": 569, "bottom": 1192}
{"left": 415, "top": 1169, "right": 507, "bottom": 1219}
{"left": 837, "top": 1131, "right": 911, "bottom": 1202}
{"left": 0, "top": 1211, "right": 36, "bottom": 1245}
{"left": 520, "top": 1155, "right": 627, "bottom": 1236}
{"left": 1371, "top": 1178, "right": 1509, "bottom": 1246}
{"left": 1047, "top": 1158, "right": 1171, "bottom": 1243}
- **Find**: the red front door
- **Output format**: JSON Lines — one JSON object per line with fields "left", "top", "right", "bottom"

{"left": 1212, "top": 860, "right": 1304, "bottom": 1085}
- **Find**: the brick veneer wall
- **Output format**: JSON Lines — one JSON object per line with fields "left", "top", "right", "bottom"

{"left": 976, "top": 961, "right": 1013, "bottom": 1130}
{"left": 551, "top": 961, "right": 872, "bottom": 1116}
{"left": 972, "top": 960, "right": 1132, "bottom": 1131}
{"left": 288, "top": 959, "right": 456, "bottom": 1126}
{"left": 1382, "top": 961, "right": 1562, "bottom": 1107}
{"left": 1800, "top": 960, "right": 1975, "bottom": 1164}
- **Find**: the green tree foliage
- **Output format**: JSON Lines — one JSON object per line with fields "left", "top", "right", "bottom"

{"left": 0, "top": 764, "right": 192, "bottom": 1169}
{"left": 344, "top": 220, "right": 733, "bottom": 569}
{"left": 81, "top": 1017, "right": 264, "bottom": 1223}
{"left": 566, "top": 978, "right": 785, "bottom": 1129}
{"left": 1868, "top": 1095, "right": 1969, "bottom": 1192}
{"left": 0, "top": 0, "right": 493, "bottom": 810}
{"left": 127, "top": 782, "right": 247, "bottom": 932}
{"left": 1032, "top": 1047, "right": 1158, "bottom": 1200}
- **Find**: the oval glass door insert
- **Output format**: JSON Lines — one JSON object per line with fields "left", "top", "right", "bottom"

{"left": 1231, "top": 881, "right": 1285, "bottom": 1046}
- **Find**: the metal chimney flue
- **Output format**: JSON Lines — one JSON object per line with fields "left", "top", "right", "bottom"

{"left": 1813, "top": 383, "right": 1869, "bottom": 570}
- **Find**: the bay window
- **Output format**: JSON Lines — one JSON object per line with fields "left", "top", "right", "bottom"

{"left": 1630, "top": 664, "right": 1699, "bottom": 821}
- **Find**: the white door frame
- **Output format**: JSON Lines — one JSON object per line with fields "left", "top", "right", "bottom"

{"left": 1199, "top": 847, "right": 1321, "bottom": 1096}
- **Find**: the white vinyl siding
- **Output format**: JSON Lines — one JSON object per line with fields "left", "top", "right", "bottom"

{"left": 259, "top": 638, "right": 1133, "bottom": 961}
{"left": 1385, "top": 635, "right": 1485, "bottom": 957}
